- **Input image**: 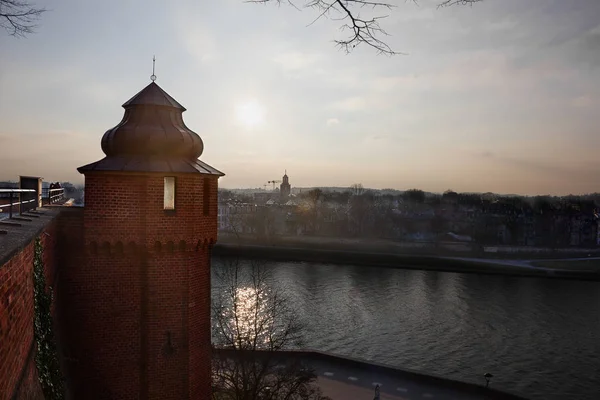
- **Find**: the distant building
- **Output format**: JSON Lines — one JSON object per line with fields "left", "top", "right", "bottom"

{"left": 253, "top": 192, "right": 274, "bottom": 205}
{"left": 596, "top": 215, "right": 600, "bottom": 246}
{"left": 218, "top": 202, "right": 257, "bottom": 233}
{"left": 280, "top": 171, "right": 291, "bottom": 200}
{"left": 569, "top": 213, "right": 598, "bottom": 247}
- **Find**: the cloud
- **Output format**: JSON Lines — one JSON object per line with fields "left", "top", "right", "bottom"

{"left": 582, "top": 27, "right": 600, "bottom": 51}
{"left": 541, "top": 9, "right": 600, "bottom": 49}
{"left": 175, "top": 14, "right": 219, "bottom": 64}
{"left": 474, "top": 149, "right": 600, "bottom": 183}
{"left": 486, "top": 18, "right": 518, "bottom": 32}
{"left": 369, "top": 75, "right": 420, "bottom": 93}
{"left": 571, "top": 95, "right": 595, "bottom": 109}
{"left": 234, "top": 150, "right": 257, "bottom": 157}
{"left": 272, "top": 52, "right": 320, "bottom": 71}
{"left": 330, "top": 97, "right": 367, "bottom": 112}
{"left": 3, "top": 0, "right": 600, "bottom": 195}
{"left": 0, "top": 131, "right": 100, "bottom": 182}
{"left": 364, "top": 134, "right": 389, "bottom": 144}
{"left": 79, "top": 82, "right": 122, "bottom": 105}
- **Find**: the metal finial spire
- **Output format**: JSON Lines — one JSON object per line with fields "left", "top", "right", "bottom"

{"left": 150, "top": 55, "right": 157, "bottom": 82}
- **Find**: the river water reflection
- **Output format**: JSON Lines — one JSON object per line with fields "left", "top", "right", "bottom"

{"left": 212, "top": 258, "right": 600, "bottom": 400}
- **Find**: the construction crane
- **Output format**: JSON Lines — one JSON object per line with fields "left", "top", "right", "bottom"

{"left": 267, "top": 180, "right": 281, "bottom": 191}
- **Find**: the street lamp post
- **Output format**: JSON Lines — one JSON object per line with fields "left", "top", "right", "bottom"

{"left": 374, "top": 384, "right": 380, "bottom": 400}
{"left": 484, "top": 372, "right": 493, "bottom": 388}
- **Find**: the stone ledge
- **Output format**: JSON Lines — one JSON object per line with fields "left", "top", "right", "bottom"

{"left": 0, "top": 207, "right": 61, "bottom": 268}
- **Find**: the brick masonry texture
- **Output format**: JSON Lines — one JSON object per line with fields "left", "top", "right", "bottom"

{"left": 58, "top": 171, "right": 217, "bottom": 399}
{"left": 0, "top": 218, "right": 57, "bottom": 400}
{"left": 82, "top": 172, "right": 218, "bottom": 248}
{"left": 1, "top": 170, "right": 218, "bottom": 400}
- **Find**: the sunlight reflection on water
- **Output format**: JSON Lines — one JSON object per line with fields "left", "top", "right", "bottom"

{"left": 212, "top": 258, "right": 600, "bottom": 400}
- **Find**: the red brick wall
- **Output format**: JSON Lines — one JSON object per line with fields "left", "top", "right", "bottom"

{"left": 57, "top": 171, "right": 217, "bottom": 399}
{"left": 188, "top": 247, "right": 212, "bottom": 399}
{"left": 13, "top": 352, "right": 44, "bottom": 400}
{"left": 0, "top": 220, "right": 58, "bottom": 400}
{"left": 82, "top": 172, "right": 218, "bottom": 247}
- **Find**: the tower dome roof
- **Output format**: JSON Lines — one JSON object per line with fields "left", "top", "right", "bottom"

{"left": 100, "top": 82, "right": 202, "bottom": 159}
{"left": 121, "top": 81, "right": 186, "bottom": 110}
{"left": 78, "top": 81, "right": 223, "bottom": 175}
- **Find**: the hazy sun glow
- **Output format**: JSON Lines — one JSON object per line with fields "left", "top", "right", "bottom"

{"left": 235, "top": 100, "right": 265, "bottom": 128}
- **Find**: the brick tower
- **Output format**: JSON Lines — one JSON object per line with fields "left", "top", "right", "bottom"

{"left": 280, "top": 170, "right": 291, "bottom": 201}
{"left": 70, "top": 79, "right": 223, "bottom": 399}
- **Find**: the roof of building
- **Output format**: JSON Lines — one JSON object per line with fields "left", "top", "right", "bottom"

{"left": 78, "top": 156, "right": 224, "bottom": 175}
{"left": 78, "top": 81, "right": 222, "bottom": 175}
{"left": 122, "top": 82, "right": 186, "bottom": 110}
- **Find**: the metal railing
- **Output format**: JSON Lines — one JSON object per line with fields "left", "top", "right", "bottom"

{"left": 0, "top": 189, "right": 37, "bottom": 219}
{"left": 48, "top": 188, "right": 65, "bottom": 204}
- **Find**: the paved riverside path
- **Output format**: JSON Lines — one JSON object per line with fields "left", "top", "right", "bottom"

{"left": 214, "top": 349, "right": 525, "bottom": 400}
{"left": 309, "top": 358, "right": 486, "bottom": 400}
{"left": 446, "top": 255, "right": 600, "bottom": 272}
{"left": 318, "top": 377, "right": 408, "bottom": 400}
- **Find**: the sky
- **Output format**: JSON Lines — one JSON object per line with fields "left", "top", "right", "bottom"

{"left": 1, "top": 0, "right": 599, "bottom": 195}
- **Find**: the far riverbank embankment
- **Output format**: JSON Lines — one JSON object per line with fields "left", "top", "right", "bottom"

{"left": 214, "top": 234, "right": 600, "bottom": 281}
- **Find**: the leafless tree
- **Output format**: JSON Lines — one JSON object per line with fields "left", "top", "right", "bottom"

{"left": 306, "top": 189, "right": 322, "bottom": 233}
{"left": 0, "top": 0, "right": 46, "bottom": 37}
{"left": 227, "top": 210, "right": 254, "bottom": 242}
{"left": 437, "top": 0, "right": 482, "bottom": 6}
{"left": 246, "top": 206, "right": 280, "bottom": 241}
{"left": 212, "top": 258, "right": 329, "bottom": 400}
{"left": 403, "top": 188, "right": 426, "bottom": 204}
{"left": 350, "top": 183, "right": 365, "bottom": 196}
{"left": 249, "top": 0, "right": 483, "bottom": 54}
{"left": 372, "top": 195, "right": 395, "bottom": 237}
{"left": 348, "top": 191, "right": 374, "bottom": 236}
{"left": 307, "top": 188, "right": 322, "bottom": 205}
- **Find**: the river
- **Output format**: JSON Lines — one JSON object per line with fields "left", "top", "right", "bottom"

{"left": 211, "top": 258, "right": 600, "bottom": 400}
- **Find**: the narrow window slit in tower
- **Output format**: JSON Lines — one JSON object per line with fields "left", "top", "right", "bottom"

{"left": 164, "top": 177, "right": 176, "bottom": 210}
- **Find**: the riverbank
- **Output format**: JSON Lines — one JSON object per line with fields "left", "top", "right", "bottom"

{"left": 215, "top": 348, "right": 527, "bottom": 399}
{"left": 214, "top": 235, "right": 600, "bottom": 281}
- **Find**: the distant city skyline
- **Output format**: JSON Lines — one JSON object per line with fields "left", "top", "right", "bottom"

{"left": 1, "top": 0, "right": 599, "bottom": 196}
{"left": 217, "top": 183, "right": 593, "bottom": 198}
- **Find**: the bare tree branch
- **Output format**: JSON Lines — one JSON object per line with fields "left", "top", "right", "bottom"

{"left": 212, "top": 258, "right": 329, "bottom": 399}
{"left": 320, "top": 0, "right": 399, "bottom": 55}
{"left": 248, "top": 0, "right": 484, "bottom": 55}
{"left": 437, "top": 0, "right": 483, "bottom": 7}
{"left": 0, "top": 0, "right": 46, "bottom": 37}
